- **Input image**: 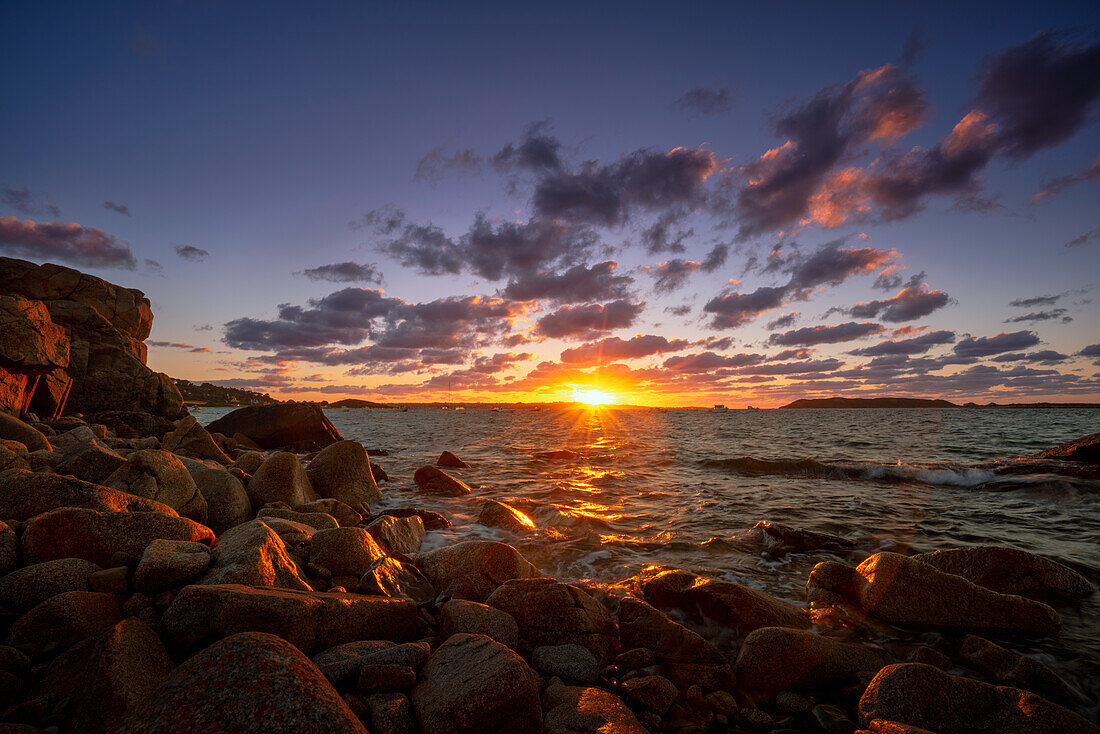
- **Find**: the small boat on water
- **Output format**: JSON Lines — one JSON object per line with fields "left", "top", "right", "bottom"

{"left": 713, "top": 404, "right": 729, "bottom": 411}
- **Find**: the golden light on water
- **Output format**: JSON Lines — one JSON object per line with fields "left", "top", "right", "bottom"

{"left": 572, "top": 387, "right": 615, "bottom": 405}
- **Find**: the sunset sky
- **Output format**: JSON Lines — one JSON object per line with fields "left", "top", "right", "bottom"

{"left": 2, "top": 1, "right": 1098, "bottom": 406}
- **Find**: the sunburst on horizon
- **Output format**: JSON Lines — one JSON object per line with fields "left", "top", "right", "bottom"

{"left": 572, "top": 387, "right": 616, "bottom": 406}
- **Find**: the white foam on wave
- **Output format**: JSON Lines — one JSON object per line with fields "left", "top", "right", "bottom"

{"left": 858, "top": 462, "right": 997, "bottom": 487}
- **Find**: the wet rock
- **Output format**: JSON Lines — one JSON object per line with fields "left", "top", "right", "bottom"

{"left": 367, "top": 515, "right": 426, "bottom": 555}
{"left": 161, "top": 415, "right": 230, "bottom": 463}
{"left": 411, "top": 633, "right": 542, "bottom": 734}
{"left": 132, "top": 539, "right": 212, "bottom": 592}
{"left": 858, "top": 662, "right": 1096, "bottom": 733}
{"left": 1032, "top": 431, "right": 1100, "bottom": 463}
{"left": 0, "top": 470, "right": 178, "bottom": 520}
{"left": 478, "top": 499, "right": 537, "bottom": 534}
{"left": 0, "top": 558, "right": 102, "bottom": 612}
{"left": 8, "top": 590, "right": 122, "bottom": 649}
{"left": 617, "top": 596, "right": 733, "bottom": 690}
{"left": 734, "top": 626, "right": 891, "bottom": 690}
{"left": 367, "top": 692, "right": 416, "bottom": 734}
{"left": 0, "top": 413, "right": 51, "bottom": 452}
{"left": 54, "top": 442, "right": 126, "bottom": 484}
{"left": 313, "top": 640, "right": 396, "bottom": 685}
{"left": 256, "top": 506, "right": 339, "bottom": 531}
{"left": 486, "top": 578, "right": 620, "bottom": 664}
{"left": 310, "top": 527, "right": 386, "bottom": 577}
{"left": 911, "top": 546, "right": 1096, "bottom": 602}
{"left": 438, "top": 599, "right": 519, "bottom": 649}
{"left": 205, "top": 403, "right": 343, "bottom": 452}
{"left": 158, "top": 583, "right": 417, "bottom": 656}
{"left": 306, "top": 440, "right": 382, "bottom": 509}
{"left": 199, "top": 519, "right": 311, "bottom": 590}
{"left": 416, "top": 540, "right": 540, "bottom": 602}
{"left": 178, "top": 457, "right": 251, "bottom": 534}
{"left": 358, "top": 663, "right": 417, "bottom": 693}
{"left": 437, "top": 450, "right": 470, "bottom": 468}
{"left": 635, "top": 565, "right": 810, "bottom": 636}
{"left": 621, "top": 674, "right": 678, "bottom": 714}
{"left": 808, "top": 552, "right": 1062, "bottom": 637}
{"left": 22, "top": 507, "right": 214, "bottom": 566}
{"left": 370, "top": 461, "right": 391, "bottom": 483}
{"left": 118, "top": 632, "right": 367, "bottom": 733}
{"left": 413, "top": 465, "right": 471, "bottom": 496}
{"left": 958, "top": 634, "right": 1081, "bottom": 705}
{"left": 381, "top": 507, "right": 451, "bottom": 530}
{"left": 747, "top": 520, "right": 855, "bottom": 554}
{"left": 295, "top": 497, "right": 362, "bottom": 526}
{"left": 104, "top": 449, "right": 208, "bottom": 522}
{"left": 357, "top": 557, "right": 436, "bottom": 603}
{"left": 542, "top": 681, "right": 646, "bottom": 734}
{"left": 532, "top": 644, "right": 599, "bottom": 683}
{"left": 246, "top": 451, "right": 319, "bottom": 511}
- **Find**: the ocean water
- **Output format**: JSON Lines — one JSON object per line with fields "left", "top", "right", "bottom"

{"left": 197, "top": 405, "right": 1100, "bottom": 702}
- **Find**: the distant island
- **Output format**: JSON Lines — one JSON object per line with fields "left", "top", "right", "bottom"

{"left": 325, "top": 398, "right": 395, "bottom": 409}
{"left": 780, "top": 396, "right": 1100, "bottom": 409}
{"left": 174, "top": 379, "right": 280, "bottom": 407}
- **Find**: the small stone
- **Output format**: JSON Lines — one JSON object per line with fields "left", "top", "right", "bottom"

{"left": 366, "top": 692, "right": 415, "bottom": 734}
{"left": 531, "top": 644, "right": 599, "bottom": 683}
{"left": 358, "top": 663, "right": 417, "bottom": 693}
{"left": 621, "top": 674, "right": 678, "bottom": 714}
{"left": 412, "top": 466, "right": 471, "bottom": 496}
{"left": 88, "top": 567, "right": 128, "bottom": 594}
{"left": 437, "top": 599, "right": 519, "bottom": 649}
{"left": 739, "top": 707, "right": 775, "bottom": 730}
{"left": 774, "top": 690, "right": 812, "bottom": 715}
{"left": 614, "top": 647, "right": 656, "bottom": 670}
{"left": 907, "top": 645, "right": 952, "bottom": 670}
{"left": 812, "top": 703, "right": 856, "bottom": 734}
{"left": 705, "top": 690, "right": 738, "bottom": 716}
{"left": 436, "top": 451, "right": 469, "bottom": 468}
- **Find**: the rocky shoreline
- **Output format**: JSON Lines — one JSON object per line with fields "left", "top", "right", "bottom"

{"left": 0, "top": 259, "right": 1097, "bottom": 732}
{"left": 0, "top": 401, "right": 1095, "bottom": 733}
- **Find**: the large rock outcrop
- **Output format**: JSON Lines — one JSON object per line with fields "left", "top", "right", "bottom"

{"left": 0, "top": 257, "right": 184, "bottom": 418}
{"left": 0, "top": 293, "right": 70, "bottom": 417}
{"left": 807, "top": 552, "right": 1062, "bottom": 637}
{"left": 205, "top": 403, "right": 342, "bottom": 451}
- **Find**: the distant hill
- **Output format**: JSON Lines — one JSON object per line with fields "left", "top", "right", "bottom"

{"left": 326, "top": 398, "right": 394, "bottom": 409}
{"left": 174, "top": 379, "right": 280, "bottom": 407}
{"left": 780, "top": 397, "right": 959, "bottom": 409}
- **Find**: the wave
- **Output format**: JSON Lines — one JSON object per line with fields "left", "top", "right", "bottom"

{"left": 700, "top": 455, "right": 1099, "bottom": 491}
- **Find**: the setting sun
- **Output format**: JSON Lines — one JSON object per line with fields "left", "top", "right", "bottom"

{"left": 572, "top": 387, "right": 615, "bottom": 406}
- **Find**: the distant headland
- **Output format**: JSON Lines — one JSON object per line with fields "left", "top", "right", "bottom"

{"left": 780, "top": 397, "right": 1100, "bottom": 409}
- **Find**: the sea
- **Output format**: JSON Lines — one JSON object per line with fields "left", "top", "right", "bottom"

{"left": 196, "top": 405, "right": 1100, "bottom": 705}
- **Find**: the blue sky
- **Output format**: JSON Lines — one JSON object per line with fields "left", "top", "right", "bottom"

{"left": 2, "top": 0, "right": 1098, "bottom": 404}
